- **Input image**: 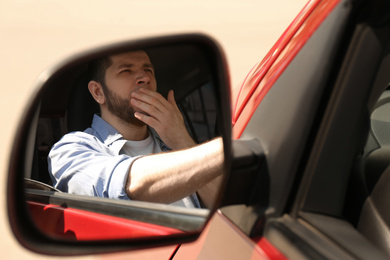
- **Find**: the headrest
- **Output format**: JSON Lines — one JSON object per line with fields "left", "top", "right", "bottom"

{"left": 66, "top": 74, "right": 99, "bottom": 132}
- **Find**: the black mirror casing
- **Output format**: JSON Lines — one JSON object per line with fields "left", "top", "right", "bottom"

{"left": 7, "top": 34, "right": 232, "bottom": 255}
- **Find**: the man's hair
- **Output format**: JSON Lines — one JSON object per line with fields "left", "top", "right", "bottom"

{"left": 88, "top": 56, "right": 113, "bottom": 86}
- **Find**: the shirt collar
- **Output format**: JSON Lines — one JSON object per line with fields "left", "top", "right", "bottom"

{"left": 90, "top": 114, "right": 124, "bottom": 146}
{"left": 90, "top": 114, "right": 171, "bottom": 152}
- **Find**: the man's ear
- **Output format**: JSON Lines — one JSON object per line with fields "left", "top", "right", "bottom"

{"left": 88, "top": 81, "right": 105, "bottom": 105}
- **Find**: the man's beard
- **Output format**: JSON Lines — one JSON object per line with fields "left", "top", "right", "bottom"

{"left": 103, "top": 85, "right": 145, "bottom": 126}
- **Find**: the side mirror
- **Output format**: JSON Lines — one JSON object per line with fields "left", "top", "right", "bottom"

{"left": 7, "top": 34, "right": 232, "bottom": 255}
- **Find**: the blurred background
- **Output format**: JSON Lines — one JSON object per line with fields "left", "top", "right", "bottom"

{"left": 1, "top": 0, "right": 308, "bottom": 100}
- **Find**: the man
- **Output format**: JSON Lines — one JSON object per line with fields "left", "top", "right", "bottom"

{"left": 48, "top": 50, "right": 224, "bottom": 208}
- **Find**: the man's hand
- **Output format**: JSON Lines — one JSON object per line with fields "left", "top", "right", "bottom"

{"left": 130, "top": 88, "right": 196, "bottom": 150}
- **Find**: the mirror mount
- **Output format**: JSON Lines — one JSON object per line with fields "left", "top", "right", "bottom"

{"left": 220, "top": 139, "right": 270, "bottom": 237}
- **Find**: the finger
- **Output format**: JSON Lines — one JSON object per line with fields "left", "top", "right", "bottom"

{"left": 167, "top": 90, "right": 179, "bottom": 110}
{"left": 134, "top": 111, "right": 170, "bottom": 135}
{"left": 132, "top": 89, "right": 179, "bottom": 120}
{"left": 131, "top": 98, "right": 162, "bottom": 120}
{"left": 134, "top": 111, "right": 159, "bottom": 127}
{"left": 132, "top": 88, "right": 168, "bottom": 109}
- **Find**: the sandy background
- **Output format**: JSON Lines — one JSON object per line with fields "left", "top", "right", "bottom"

{"left": 1, "top": 0, "right": 308, "bottom": 258}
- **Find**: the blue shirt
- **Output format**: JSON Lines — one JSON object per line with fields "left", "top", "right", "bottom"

{"left": 48, "top": 114, "right": 200, "bottom": 208}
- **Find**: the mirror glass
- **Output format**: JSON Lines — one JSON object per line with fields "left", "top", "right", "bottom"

{"left": 22, "top": 41, "right": 226, "bottom": 242}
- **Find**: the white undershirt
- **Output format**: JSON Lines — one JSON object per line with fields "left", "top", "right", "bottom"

{"left": 121, "top": 133, "right": 160, "bottom": 156}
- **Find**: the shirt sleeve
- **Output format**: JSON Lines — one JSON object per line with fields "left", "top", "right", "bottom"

{"left": 48, "top": 132, "right": 137, "bottom": 200}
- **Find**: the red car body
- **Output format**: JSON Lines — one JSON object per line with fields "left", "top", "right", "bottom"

{"left": 232, "top": 0, "right": 339, "bottom": 138}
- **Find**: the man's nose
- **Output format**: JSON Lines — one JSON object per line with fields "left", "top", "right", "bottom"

{"left": 136, "top": 71, "right": 151, "bottom": 85}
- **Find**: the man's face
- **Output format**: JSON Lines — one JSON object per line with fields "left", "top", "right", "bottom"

{"left": 102, "top": 51, "right": 157, "bottom": 125}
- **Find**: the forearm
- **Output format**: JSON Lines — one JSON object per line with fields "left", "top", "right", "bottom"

{"left": 126, "top": 137, "right": 224, "bottom": 204}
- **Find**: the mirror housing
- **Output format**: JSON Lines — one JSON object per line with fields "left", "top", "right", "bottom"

{"left": 7, "top": 34, "right": 232, "bottom": 255}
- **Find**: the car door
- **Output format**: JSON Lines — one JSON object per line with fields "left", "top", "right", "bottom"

{"left": 174, "top": 0, "right": 390, "bottom": 258}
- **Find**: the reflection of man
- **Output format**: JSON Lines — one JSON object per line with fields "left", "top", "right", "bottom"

{"left": 48, "top": 50, "right": 223, "bottom": 208}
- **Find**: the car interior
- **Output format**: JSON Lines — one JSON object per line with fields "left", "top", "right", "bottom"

{"left": 336, "top": 25, "right": 390, "bottom": 257}
{"left": 309, "top": 22, "right": 390, "bottom": 258}
{"left": 348, "top": 85, "right": 390, "bottom": 256}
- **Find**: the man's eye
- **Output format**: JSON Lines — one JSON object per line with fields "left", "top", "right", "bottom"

{"left": 120, "top": 69, "right": 131, "bottom": 74}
